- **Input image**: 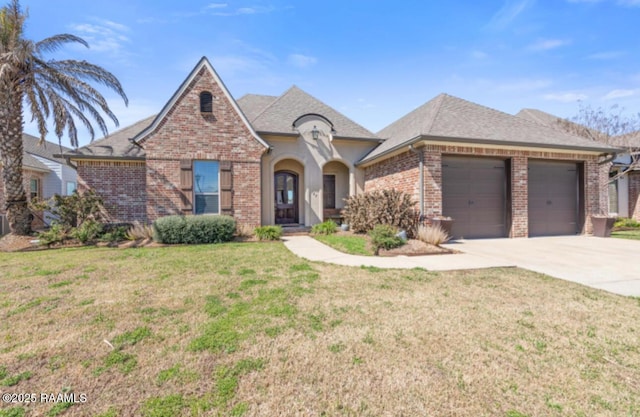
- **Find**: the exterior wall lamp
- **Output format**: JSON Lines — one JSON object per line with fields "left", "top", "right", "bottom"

{"left": 311, "top": 125, "right": 320, "bottom": 140}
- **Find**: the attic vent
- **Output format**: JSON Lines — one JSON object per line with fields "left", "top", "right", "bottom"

{"left": 200, "top": 91, "right": 213, "bottom": 113}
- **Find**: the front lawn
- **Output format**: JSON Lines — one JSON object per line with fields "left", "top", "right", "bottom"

{"left": 611, "top": 230, "right": 640, "bottom": 240}
{"left": 313, "top": 233, "right": 374, "bottom": 255}
{"left": 1, "top": 243, "right": 639, "bottom": 416}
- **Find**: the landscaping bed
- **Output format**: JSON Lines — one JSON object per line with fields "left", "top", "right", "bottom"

{"left": 314, "top": 230, "right": 455, "bottom": 256}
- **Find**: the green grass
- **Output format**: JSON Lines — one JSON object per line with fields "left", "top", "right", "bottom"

{"left": 1, "top": 242, "right": 639, "bottom": 416}
{"left": 611, "top": 230, "right": 640, "bottom": 240}
{"left": 314, "top": 233, "right": 373, "bottom": 255}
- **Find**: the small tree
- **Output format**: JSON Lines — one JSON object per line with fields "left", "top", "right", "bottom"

{"left": 555, "top": 104, "right": 640, "bottom": 214}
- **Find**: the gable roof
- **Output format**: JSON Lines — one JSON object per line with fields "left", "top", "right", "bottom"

{"left": 133, "top": 57, "right": 268, "bottom": 149}
{"left": 22, "top": 134, "right": 72, "bottom": 165}
{"left": 361, "top": 94, "right": 619, "bottom": 164}
{"left": 242, "top": 86, "right": 379, "bottom": 140}
{"left": 65, "top": 116, "right": 154, "bottom": 160}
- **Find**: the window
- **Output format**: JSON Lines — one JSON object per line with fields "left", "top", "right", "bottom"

{"left": 323, "top": 175, "right": 336, "bottom": 209}
{"left": 29, "top": 178, "right": 39, "bottom": 200}
{"left": 66, "top": 181, "right": 77, "bottom": 195}
{"left": 200, "top": 91, "right": 213, "bottom": 113}
{"left": 193, "top": 161, "right": 219, "bottom": 214}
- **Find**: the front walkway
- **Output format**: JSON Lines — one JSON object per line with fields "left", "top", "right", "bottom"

{"left": 282, "top": 236, "right": 514, "bottom": 270}
{"left": 283, "top": 235, "right": 640, "bottom": 297}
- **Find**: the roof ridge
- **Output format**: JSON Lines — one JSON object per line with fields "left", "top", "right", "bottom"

{"left": 249, "top": 85, "right": 297, "bottom": 123}
{"left": 423, "top": 93, "right": 448, "bottom": 135}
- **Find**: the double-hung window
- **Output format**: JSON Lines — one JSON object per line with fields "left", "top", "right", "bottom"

{"left": 193, "top": 161, "right": 220, "bottom": 214}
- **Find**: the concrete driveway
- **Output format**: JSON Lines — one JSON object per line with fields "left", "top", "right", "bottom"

{"left": 443, "top": 236, "right": 640, "bottom": 297}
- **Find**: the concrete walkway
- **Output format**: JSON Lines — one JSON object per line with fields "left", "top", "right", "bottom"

{"left": 282, "top": 235, "right": 515, "bottom": 270}
{"left": 283, "top": 235, "right": 640, "bottom": 297}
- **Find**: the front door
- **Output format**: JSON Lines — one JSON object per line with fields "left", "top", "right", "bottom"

{"left": 275, "top": 172, "right": 298, "bottom": 224}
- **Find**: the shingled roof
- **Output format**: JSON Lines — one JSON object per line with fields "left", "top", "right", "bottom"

{"left": 360, "top": 94, "right": 619, "bottom": 164}
{"left": 66, "top": 116, "right": 155, "bottom": 160}
{"left": 240, "top": 86, "right": 379, "bottom": 140}
{"left": 23, "top": 134, "right": 72, "bottom": 165}
{"left": 22, "top": 152, "right": 51, "bottom": 171}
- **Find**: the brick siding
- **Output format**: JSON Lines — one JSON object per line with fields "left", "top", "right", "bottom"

{"left": 76, "top": 160, "right": 147, "bottom": 223}
{"left": 364, "top": 144, "right": 602, "bottom": 237}
{"left": 140, "top": 67, "right": 265, "bottom": 227}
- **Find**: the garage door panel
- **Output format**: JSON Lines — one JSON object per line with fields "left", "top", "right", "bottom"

{"left": 528, "top": 160, "right": 578, "bottom": 237}
{"left": 443, "top": 156, "right": 506, "bottom": 239}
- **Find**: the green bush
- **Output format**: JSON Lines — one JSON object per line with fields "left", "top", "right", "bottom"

{"left": 37, "top": 223, "right": 67, "bottom": 246}
{"left": 30, "top": 189, "right": 106, "bottom": 229}
{"left": 343, "top": 190, "right": 417, "bottom": 235}
{"left": 254, "top": 225, "right": 282, "bottom": 241}
{"left": 153, "top": 215, "right": 236, "bottom": 244}
{"left": 70, "top": 220, "right": 104, "bottom": 243}
{"left": 311, "top": 220, "right": 337, "bottom": 235}
{"left": 614, "top": 217, "right": 640, "bottom": 229}
{"left": 99, "top": 226, "right": 130, "bottom": 243}
{"left": 368, "top": 224, "right": 405, "bottom": 252}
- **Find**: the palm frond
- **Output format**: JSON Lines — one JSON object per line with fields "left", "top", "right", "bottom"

{"left": 35, "top": 33, "right": 88, "bottom": 53}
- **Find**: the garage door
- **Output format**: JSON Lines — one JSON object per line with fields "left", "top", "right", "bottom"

{"left": 442, "top": 156, "right": 507, "bottom": 239}
{"left": 528, "top": 160, "right": 578, "bottom": 236}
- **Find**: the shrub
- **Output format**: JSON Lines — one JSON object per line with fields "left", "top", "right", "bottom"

{"left": 153, "top": 215, "right": 236, "bottom": 244}
{"left": 417, "top": 224, "right": 450, "bottom": 246}
{"left": 100, "top": 226, "right": 130, "bottom": 243}
{"left": 368, "top": 224, "right": 405, "bottom": 252}
{"left": 254, "top": 225, "right": 282, "bottom": 241}
{"left": 70, "top": 220, "right": 104, "bottom": 243}
{"left": 30, "top": 189, "right": 106, "bottom": 228}
{"left": 311, "top": 220, "right": 337, "bottom": 235}
{"left": 37, "top": 223, "right": 67, "bottom": 246}
{"left": 343, "top": 190, "right": 417, "bottom": 234}
{"left": 614, "top": 217, "right": 640, "bottom": 229}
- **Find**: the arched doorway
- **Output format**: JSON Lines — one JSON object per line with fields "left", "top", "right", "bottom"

{"left": 274, "top": 171, "right": 299, "bottom": 224}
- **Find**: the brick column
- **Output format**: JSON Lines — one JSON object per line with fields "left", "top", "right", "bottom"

{"left": 423, "top": 147, "right": 442, "bottom": 217}
{"left": 511, "top": 156, "right": 528, "bottom": 237}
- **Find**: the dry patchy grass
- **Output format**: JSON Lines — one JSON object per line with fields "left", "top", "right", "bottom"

{"left": 0, "top": 243, "right": 639, "bottom": 416}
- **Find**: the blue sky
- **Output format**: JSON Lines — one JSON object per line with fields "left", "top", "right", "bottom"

{"left": 20, "top": 0, "right": 640, "bottom": 147}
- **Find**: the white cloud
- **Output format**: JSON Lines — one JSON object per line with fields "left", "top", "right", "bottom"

{"left": 68, "top": 19, "right": 131, "bottom": 57}
{"left": 486, "top": 0, "right": 535, "bottom": 30}
{"left": 603, "top": 89, "right": 638, "bottom": 100}
{"left": 209, "top": 5, "right": 275, "bottom": 16}
{"left": 206, "top": 3, "right": 228, "bottom": 9}
{"left": 528, "top": 38, "right": 571, "bottom": 51}
{"left": 543, "top": 92, "right": 588, "bottom": 102}
{"left": 471, "top": 50, "right": 489, "bottom": 60}
{"left": 587, "top": 50, "right": 625, "bottom": 60}
{"left": 287, "top": 54, "right": 318, "bottom": 68}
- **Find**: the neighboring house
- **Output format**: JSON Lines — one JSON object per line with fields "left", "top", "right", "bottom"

{"left": 517, "top": 108, "right": 639, "bottom": 221}
{"left": 0, "top": 135, "right": 77, "bottom": 235}
{"left": 65, "top": 57, "right": 619, "bottom": 239}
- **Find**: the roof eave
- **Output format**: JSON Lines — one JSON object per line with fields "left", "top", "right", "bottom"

{"left": 257, "top": 130, "right": 381, "bottom": 142}
{"left": 357, "top": 135, "right": 621, "bottom": 166}
{"left": 65, "top": 154, "right": 146, "bottom": 162}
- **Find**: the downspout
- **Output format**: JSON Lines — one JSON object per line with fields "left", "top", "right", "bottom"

{"left": 409, "top": 144, "right": 424, "bottom": 219}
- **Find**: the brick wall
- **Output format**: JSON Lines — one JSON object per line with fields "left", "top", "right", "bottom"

{"left": 364, "top": 144, "right": 602, "bottom": 237}
{"left": 629, "top": 171, "right": 640, "bottom": 220}
{"left": 76, "top": 160, "right": 147, "bottom": 223}
{"left": 141, "top": 66, "right": 265, "bottom": 227}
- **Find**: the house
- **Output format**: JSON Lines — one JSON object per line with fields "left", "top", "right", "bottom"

{"left": 65, "top": 56, "right": 619, "bottom": 239}
{"left": 516, "top": 108, "right": 640, "bottom": 221}
{"left": 0, "top": 135, "right": 77, "bottom": 235}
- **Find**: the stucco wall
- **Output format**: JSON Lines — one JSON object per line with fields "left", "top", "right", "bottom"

{"left": 261, "top": 122, "right": 378, "bottom": 226}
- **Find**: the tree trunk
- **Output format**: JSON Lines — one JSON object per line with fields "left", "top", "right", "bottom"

{"left": 0, "top": 88, "right": 31, "bottom": 235}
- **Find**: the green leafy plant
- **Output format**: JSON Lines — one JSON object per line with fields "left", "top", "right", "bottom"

{"left": 30, "top": 190, "right": 107, "bottom": 229}
{"left": 368, "top": 224, "right": 405, "bottom": 253}
{"left": 153, "top": 215, "right": 236, "bottom": 244}
{"left": 99, "top": 226, "right": 129, "bottom": 243}
{"left": 37, "top": 223, "right": 67, "bottom": 246}
{"left": 70, "top": 220, "right": 104, "bottom": 243}
{"left": 343, "top": 190, "right": 417, "bottom": 235}
{"left": 254, "top": 225, "right": 282, "bottom": 241}
{"left": 311, "top": 220, "right": 337, "bottom": 235}
{"left": 613, "top": 217, "right": 640, "bottom": 229}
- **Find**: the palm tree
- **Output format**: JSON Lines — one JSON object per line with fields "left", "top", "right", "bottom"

{"left": 0, "top": 0, "right": 127, "bottom": 235}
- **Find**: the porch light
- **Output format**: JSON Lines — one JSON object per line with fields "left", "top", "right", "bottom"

{"left": 311, "top": 125, "right": 320, "bottom": 140}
